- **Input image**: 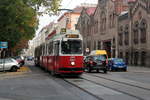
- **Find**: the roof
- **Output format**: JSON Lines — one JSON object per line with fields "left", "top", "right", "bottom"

{"left": 90, "top": 50, "right": 107, "bottom": 55}
{"left": 119, "top": 11, "right": 128, "bottom": 20}
{"left": 86, "top": 7, "right": 96, "bottom": 15}
{"left": 73, "top": 7, "right": 84, "bottom": 13}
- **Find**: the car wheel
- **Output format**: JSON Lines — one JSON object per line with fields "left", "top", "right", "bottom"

{"left": 51, "top": 70, "right": 56, "bottom": 76}
{"left": 103, "top": 69, "right": 107, "bottom": 74}
{"left": 96, "top": 69, "right": 99, "bottom": 73}
{"left": 111, "top": 68, "right": 114, "bottom": 71}
{"left": 123, "top": 68, "right": 127, "bottom": 72}
{"left": 87, "top": 67, "right": 91, "bottom": 73}
{"left": 11, "top": 66, "right": 17, "bottom": 72}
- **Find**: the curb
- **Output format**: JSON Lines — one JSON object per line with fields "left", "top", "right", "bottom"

{"left": 0, "top": 66, "right": 31, "bottom": 78}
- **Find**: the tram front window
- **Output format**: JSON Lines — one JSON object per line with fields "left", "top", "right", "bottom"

{"left": 61, "top": 40, "right": 82, "bottom": 54}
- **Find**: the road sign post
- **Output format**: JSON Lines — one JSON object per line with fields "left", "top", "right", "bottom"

{"left": 0, "top": 42, "right": 8, "bottom": 72}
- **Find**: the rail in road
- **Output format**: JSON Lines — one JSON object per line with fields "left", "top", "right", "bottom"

{"left": 63, "top": 74, "right": 150, "bottom": 100}
{"left": 86, "top": 73, "right": 150, "bottom": 91}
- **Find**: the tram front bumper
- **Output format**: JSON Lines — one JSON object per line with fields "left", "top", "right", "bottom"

{"left": 59, "top": 67, "right": 84, "bottom": 72}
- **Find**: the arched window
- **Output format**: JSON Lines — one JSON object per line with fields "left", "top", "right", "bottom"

{"left": 109, "top": 14, "right": 112, "bottom": 28}
{"left": 119, "top": 26, "right": 123, "bottom": 46}
{"left": 100, "top": 12, "right": 106, "bottom": 32}
{"left": 124, "top": 24, "right": 129, "bottom": 45}
{"left": 140, "top": 19, "right": 147, "bottom": 43}
{"left": 133, "top": 21, "right": 139, "bottom": 44}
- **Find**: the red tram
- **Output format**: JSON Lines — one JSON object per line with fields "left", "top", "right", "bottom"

{"left": 34, "top": 29, "right": 84, "bottom": 75}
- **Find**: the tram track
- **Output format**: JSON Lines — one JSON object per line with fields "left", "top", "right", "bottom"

{"left": 64, "top": 77, "right": 144, "bottom": 100}
{"left": 85, "top": 73, "right": 150, "bottom": 91}
{"left": 62, "top": 77, "right": 103, "bottom": 100}
{"left": 28, "top": 65, "right": 150, "bottom": 100}
{"left": 79, "top": 74, "right": 150, "bottom": 100}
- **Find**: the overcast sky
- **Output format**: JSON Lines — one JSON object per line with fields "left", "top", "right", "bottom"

{"left": 36, "top": 0, "right": 97, "bottom": 34}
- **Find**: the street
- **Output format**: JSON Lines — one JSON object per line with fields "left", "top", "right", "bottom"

{"left": 0, "top": 61, "right": 150, "bottom": 100}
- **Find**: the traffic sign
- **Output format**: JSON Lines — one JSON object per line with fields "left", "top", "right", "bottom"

{"left": 85, "top": 48, "right": 90, "bottom": 53}
{"left": 0, "top": 42, "right": 8, "bottom": 48}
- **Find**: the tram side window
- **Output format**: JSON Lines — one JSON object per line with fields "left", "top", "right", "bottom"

{"left": 48, "top": 42, "right": 53, "bottom": 55}
{"left": 54, "top": 41, "right": 59, "bottom": 56}
{"left": 42, "top": 45, "right": 45, "bottom": 56}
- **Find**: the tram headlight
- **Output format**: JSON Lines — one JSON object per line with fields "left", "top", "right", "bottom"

{"left": 71, "top": 62, "right": 75, "bottom": 65}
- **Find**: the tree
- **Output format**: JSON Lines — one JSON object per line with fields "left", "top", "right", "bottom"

{"left": 0, "top": 0, "right": 61, "bottom": 56}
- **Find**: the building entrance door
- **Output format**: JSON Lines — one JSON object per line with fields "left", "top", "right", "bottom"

{"left": 103, "top": 41, "right": 111, "bottom": 58}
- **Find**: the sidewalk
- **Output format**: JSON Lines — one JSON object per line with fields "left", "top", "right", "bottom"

{"left": 128, "top": 66, "right": 150, "bottom": 73}
{"left": 0, "top": 66, "right": 31, "bottom": 77}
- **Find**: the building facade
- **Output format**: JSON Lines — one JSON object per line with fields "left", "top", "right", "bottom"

{"left": 77, "top": 0, "right": 127, "bottom": 57}
{"left": 76, "top": 7, "right": 96, "bottom": 55}
{"left": 57, "top": 6, "right": 84, "bottom": 33}
{"left": 118, "top": 0, "right": 150, "bottom": 67}
{"left": 77, "top": 0, "right": 150, "bottom": 67}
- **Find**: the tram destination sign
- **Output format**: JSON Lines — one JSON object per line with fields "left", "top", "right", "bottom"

{"left": 0, "top": 42, "right": 8, "bottom": 48}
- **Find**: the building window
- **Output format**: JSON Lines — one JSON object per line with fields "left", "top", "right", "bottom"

{"left": 104, "top": 17, "right": 106, "bottom": 30}
{"left": 140, "top": 28, "right": 146, "bottom": 43}
{"left": 100, "top": 12, "right": 106, "bottom": 33}
{"left": 133, "top": 30, "right": 139, "bottom": 44}
{"left": 112, "top": 13, "right": 115, "bottom": 27}
{"left": 141, "top": 51, "right": 146, "bottom": 66}
{"left": 125, "top": 52, "right": 129, "bottom": 65}
{"left": 119, "top": 26, "right": 123, "bottom": 46}
{"left": 124, "top": 25, "right": 129, "bottom": 45}
{"left": 134, "top": 52, "right": 139, "bottom": 65}
{"left": 133, "top": 21, "right": 139, "bottom": 44}
{"left": 109, "top": 15, "right": 112, "bottom": 28}
{"left": 119, "top": 33, "right": 123, "bottom": 46}
{"left": 94, "top": 41, "right": 97, "bottom": 50}
{"left": 120, "top": 52, "right": 123, "bottom": 58}
{"left": 109, "top": 13, "right": 115, "bottom": 28}
{"left": 98, "top": 41, "right": 101, "bottom": 49}
{"left": 140, "top": 19, "right": 147, "bottom": 43}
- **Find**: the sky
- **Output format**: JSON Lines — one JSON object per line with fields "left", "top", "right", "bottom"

{"left": 36, "top": 0, "right": 97, "bottom": 34}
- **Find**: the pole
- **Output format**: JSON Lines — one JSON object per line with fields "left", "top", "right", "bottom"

{"left": 3, "top": 49, "right": 5, "bottom": 72}
{"left": 0, "top": 48, "right": 2, "bottom": 58}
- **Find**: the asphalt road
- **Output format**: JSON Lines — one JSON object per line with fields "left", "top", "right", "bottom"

{"left": 0, "top": 61, "right": 99, "bottom": 100}
{"left": 0, "top": 61, "right": 150, "bottom": 100}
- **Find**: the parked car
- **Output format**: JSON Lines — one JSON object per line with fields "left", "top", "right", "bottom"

{"left": 84, "top": 50, "right": 108, "bottom": 73}
{"left": 84, "top": 55, "right": 108, "bottom": 73}
{"left": 0, "top": 58, "right": 20, "bottom": 72}
{"left": 13, "top": 56, "right": 25, "bottom": 67}
{"left": 27, "top": 56, "right": 33, "bottom": 61}
{"left": 108, "top": 58, "right": 127, "bottom": 71}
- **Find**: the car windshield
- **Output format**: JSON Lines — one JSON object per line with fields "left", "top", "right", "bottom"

{"left": 94, "top": 55, "right": 106, "bottom": 61}
{"left": 114, "top": 59, "right": 124, "bottom": 62}
{"left": 61, "top": 40, "right": 82, "bottom": 54}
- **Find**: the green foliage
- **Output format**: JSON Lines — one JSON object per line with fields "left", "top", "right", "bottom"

{"left": 0, "top": 0, "right": 61, "bottom": 54}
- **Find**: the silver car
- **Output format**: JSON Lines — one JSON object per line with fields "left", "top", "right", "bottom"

{"left": 0, "top": 58, "right": 20, "bottom": 72}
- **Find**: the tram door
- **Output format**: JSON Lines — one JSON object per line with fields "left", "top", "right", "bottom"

{"left": 54, "top": 41, "right": 59, "bottom": 71}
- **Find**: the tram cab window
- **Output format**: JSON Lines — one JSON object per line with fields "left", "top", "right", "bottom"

{"left": 61, "top": 40, "right": 82, "bottom": 54}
